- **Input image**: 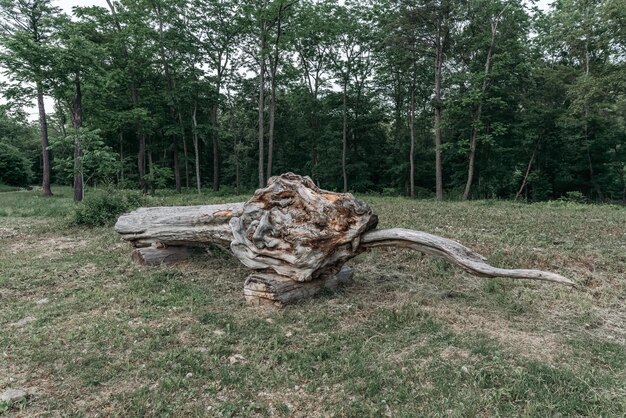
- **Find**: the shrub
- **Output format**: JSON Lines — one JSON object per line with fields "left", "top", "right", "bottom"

{"left": 0, "top": 142, "right": 33, "bottom": 187}
{"left": 380, "top": 187, "right": 400, "bottom": 197}
{"left": 74, "top": 188, "right": 145, "bottom": 227}
{"left": 144, "top": 165, "right": 173, "bottom": 194}
{"left": 50, "top": 129, "right": 119, "bottom": 185}
{"left": 560, "top": 191, "right": 588, "bottom": 204}
{"left": 415, "top": 186, "right": 435, "bottom": 199}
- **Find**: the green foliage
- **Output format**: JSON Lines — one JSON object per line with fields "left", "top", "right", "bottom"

{"left": 73, "top": 188, "right": 144, "bottom": 227}
{"left": 0, "top": 142, "right": 33, "bottom": 186}
{"left": 1, "top": 0, "right": 625, "bottom": 201}
{"left": 144, "top": 165, "right": 174, "bottom": 194}
{"left": 50, "top": 129, "right": 118, "bottom": 185}
{"left": 561, "top": 191, "right": 588, "bottom": 203}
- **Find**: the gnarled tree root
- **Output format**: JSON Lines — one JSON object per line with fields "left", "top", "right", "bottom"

{"left": 360, "top": 228, "right": 573, "bottom": 286}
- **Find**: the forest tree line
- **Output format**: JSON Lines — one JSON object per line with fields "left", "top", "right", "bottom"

{"left": 0, "top": 0, "right": 624, "bottom": 201}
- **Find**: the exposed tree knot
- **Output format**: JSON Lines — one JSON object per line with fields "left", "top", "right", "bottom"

{"left": 230, "top": 173, "right": 377, "bottom": 281}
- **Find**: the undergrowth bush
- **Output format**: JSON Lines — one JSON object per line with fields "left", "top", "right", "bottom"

{"left": 560, "top": 191, "right": 588, "bottom": 204}
{"left": 0, "top": 142, "right": 33, "bottom": 187}
{"left": 74, "top": 188, "right": 145, "bottom": 226}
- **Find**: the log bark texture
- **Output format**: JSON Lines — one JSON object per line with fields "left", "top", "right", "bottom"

{"left": 115, "top": 203, "right": 243, "bottom": 248}
{"left": 361, "top": 228, "right": 572, "bottom": 285}
{"left": 131, "top": 246, "right": 192, "bottom": 266}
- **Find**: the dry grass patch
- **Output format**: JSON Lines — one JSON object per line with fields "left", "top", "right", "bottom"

{"left": 8, "top": 236, "right": 88, "bottom": 259}
{"left": 424, "top": 304, "right": 567, "bottom": 364}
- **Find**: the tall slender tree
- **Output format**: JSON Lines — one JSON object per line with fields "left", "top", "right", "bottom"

{"left": 0, "top": 0, "right": 60, "bottom": 196}
{"left": 191, "top": 0, "right": 242, "bottom": 191}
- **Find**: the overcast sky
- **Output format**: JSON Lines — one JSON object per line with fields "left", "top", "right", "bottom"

{"left": 4, "top": 0, "right": 555, "bottom": 120}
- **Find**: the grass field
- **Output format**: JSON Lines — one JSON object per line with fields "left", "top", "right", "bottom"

{"left": 1, "top": 187, "right": 625, "bottom": 416}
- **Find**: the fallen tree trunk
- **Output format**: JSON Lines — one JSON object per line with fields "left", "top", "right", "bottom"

{"left": 115, "top": 203, "right": 243, "bottom": 248}
{"left": 115, "top": 173, "right": 573, "bottom": 305}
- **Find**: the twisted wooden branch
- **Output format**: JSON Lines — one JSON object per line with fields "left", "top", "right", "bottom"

{"left": 361, "top": 228, "right": 573, "bottom": 285}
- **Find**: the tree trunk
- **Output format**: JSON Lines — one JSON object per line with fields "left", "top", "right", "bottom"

{"left": 516, "top": 140, "right": 539, "bottom": 200}
{"left": 55, "top": 101, "right": 67, "bottom": 138}
{"left": 409, "top": 86, "right": 416, "bottom": 198}
{"left": 311, "top": 123, "right": 318, "bottom": 183}
{"left": 155, "top": 3, "right": 180, "bottom": 194}
{"left": 258, "top": 40, "right": 266, "bottom": 188}
{"left": 266, "top": 76, "right": 276, "bottom": 182}
{"left": 434, "top": 37, "right": 444, "bottom": 201}
{"left": 138, "top": 134, "right": 147, "bottom": 193}
{"left": 211, "top": 104, "right": 220, "bottom": 191}
{"left": 178, "top": 111, "right": 190, "bottom": 189}
{"left": 235, "top": 136, "right": 240, "bottom": 195}
{"left": 71, "top": 73, "right": 84, "bottom": 202}
{"left": 36, "top": 82, "right": 52, "bottom": 197}
{"left": 463, "top": 113, "right": 480, "bottom": 200}
{"left": 132, "top": 246, "right": 192, "bottom": 266}
{"left": 360, "top": 229, "right": 572, "bottom": 285}
{"left": 244, "top": 267, "right": 353, "bottom": 307}
{"left": 304, "top": 68, "right": 320, "bottom": 183}
{"left": 173, "top": 147, "right": 181, "bottom": 193}
{"left": 106, "top": 0, "right": 145, "bottom": 194}
{"left": 232, "top": 117, "right": 240, "bottom": 195}
{"left": 135, "top": 83, "right": 146, "bottom": 194}
{"left": 342, "top": 79, "right": 348, "bottom": 193}
{"left": 148, "top": 151, "right": 155, "bottom": 195}
{"left": 162, "top": 135, "right": 167, "bottom": 162}
{"left": 463, "top": 18, "right": 499, "bottom": 200}
{"left": 192, "top": 102, "right": 201, "bottom": 194}
{"left": 393, "top": 69, "right": 403, "bottom": 152}
{"left": 119, "top": 132, "right": 125, "bottom": 184}
{"left": 115, "top": 174, "right": 573, "bottom": 294}
{"left": 115, "top": 202, "right": 244, "bottom": 248}
{"left": 266, "top": 5, "right": 285, "bottom": 183}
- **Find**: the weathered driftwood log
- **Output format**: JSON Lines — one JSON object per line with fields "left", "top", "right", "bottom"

{"left": 115, "top": 203, "right": 243, "bottom": 248}
{"left": 360, "top": 229, "right": 573, "bottom": 285}
{"left": 115, "top": 173, "right": 573, "bottom": 306}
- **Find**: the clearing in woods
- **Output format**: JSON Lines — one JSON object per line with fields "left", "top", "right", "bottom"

{"left": 1, "top": 188, "right": 625, "bottom": 416}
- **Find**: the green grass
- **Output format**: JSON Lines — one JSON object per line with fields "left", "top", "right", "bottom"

{"left": 1, "top": 189, "right": 625, "bottom": 416}
{"left": 0, "top": 187, "right": 74, "bottom": 219}
{"left": 0, "top": 183, "right": 23, "bottom": 193}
